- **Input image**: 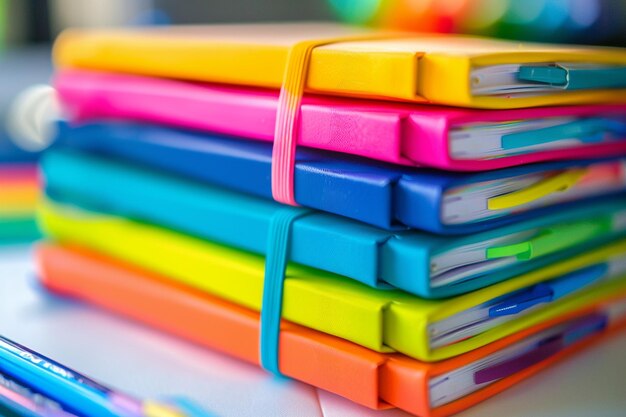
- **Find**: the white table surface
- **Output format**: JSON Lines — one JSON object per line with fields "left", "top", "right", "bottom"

{"left": 1, "top": 244, "right": 625, "bottom": 417}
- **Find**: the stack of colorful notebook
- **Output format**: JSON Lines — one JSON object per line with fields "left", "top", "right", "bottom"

{"left": 35, "top": 23, "right": 626, "bottom": 416}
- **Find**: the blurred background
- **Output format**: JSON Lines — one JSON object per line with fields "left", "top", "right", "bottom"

{"left": 328, "top": 0, "right": 626, "bottom": 45}
{"left": 1, "top": 0, "right": 626, "bottom": 163}
{"left": 3, "top": 0, "right": 626, "bottom": 48}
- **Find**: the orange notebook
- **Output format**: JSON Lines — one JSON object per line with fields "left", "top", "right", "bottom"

{"left": 37, "top": 243, "right": 626, "bottom": 417}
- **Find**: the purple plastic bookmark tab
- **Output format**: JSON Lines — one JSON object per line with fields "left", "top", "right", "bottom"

{"left": 474, "top": 313, "right": 607, "bottom": 384}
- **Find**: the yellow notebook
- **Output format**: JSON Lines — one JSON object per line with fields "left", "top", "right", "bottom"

{"left": 54, "top": 22, "right": 626, "bottom": 109}
{"left": 39, "top": 200, "right": 626, "bottom": 362}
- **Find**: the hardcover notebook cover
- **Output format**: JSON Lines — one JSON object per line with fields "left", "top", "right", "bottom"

{"left": 37, "top": 243, "right": 626, "bottom": 417}
{"left": 52, "top": 121, "right": 626, "bottom": 234}
{"left": 53, "top": 23, "right": 626, "bottom": 109}
{"left": 38, "top": 200, "right": 626, "bottom": 362}
{"left": 42, "top": 150, "right": 626, "bottom": 299}
{"left": 56, "top": 69, "right": 626, "bottom": 172}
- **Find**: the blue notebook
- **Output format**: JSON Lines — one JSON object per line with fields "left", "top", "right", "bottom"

{"left": 41, "top": 149, "right": 626, "bottom": 298}
{"left": 53, "top": 121, "right": 626, "bottom": 234}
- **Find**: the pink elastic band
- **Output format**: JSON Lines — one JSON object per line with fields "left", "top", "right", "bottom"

{"left": 271, "top": 34, "right": 389, "bottom": 205}
{"left": 271, "top": 40, "right": 319, "bottom": 206}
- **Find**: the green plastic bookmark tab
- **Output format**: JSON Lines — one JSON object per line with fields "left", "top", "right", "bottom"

{"left": 487, "top": 218, "right": 612, "bottom": 261}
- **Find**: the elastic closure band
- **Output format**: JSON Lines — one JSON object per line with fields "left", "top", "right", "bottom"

{"left": 259, "top": 207, "right": 311, "bottom": 375}
{"left": 271, "top": 40, "right": 316, "bottom": 205}
{"left": 271, "top": 34, "right": 397, "bottom": 206}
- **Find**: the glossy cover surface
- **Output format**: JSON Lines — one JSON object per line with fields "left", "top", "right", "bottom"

{"left": 52, "top": 121, "right": 626, "bottom": 234}
{"left": 37, "top": 244, "right": 626, "bottom": 417}
{"left": 42, "top": 149, "right": 626, "bottom": 298}
{"left": 56, "top": 70, "right": 626, "bottom": 171}
{"left": 38, "top": 201, "right": 626, "bottom": 362}
{"left": 53, "top": 23, "right": 626, "bottom": 109}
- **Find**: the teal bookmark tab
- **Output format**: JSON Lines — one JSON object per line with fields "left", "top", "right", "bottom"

{"left": 501, "top": 117, "right": 626, "bottom": 150}
{"left": 518, "top": 65, "right": 626, "bottom": 90}
{"left": 259, "top": 207, "right": 311, "bottom": 376}
{"left": 518, "top": 66, "right": 568, "bottom": 85}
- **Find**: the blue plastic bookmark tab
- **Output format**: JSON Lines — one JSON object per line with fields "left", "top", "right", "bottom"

{"left": 259, "top": 207, "right": 311, "bottom": 376}
{"left": 489, "top": 263, "right": 608, "bottom": 317}
{"left": 488, "top": 285, "right": 553, "bottom": 317}
{"left": 518, "top": 65, "right": 626, "bottom": 90}
{"left": 501, "top": 117, "right": 626, "bottom": 150}
{"left": 548, "top": 263, "right": 608, "bottom": 300}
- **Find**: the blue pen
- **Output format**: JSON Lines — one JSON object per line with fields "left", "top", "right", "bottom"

{"left": 0, "top": 336, "right": 216, "bottom": 417}
{"left": 0, "top": 335, "right": 145, "bottom": 417}
{"left": 489, "top": 263, "right": 608, "bottom": 317}
{"left": 0, "top": 370, "right": 80, "bottom": 417}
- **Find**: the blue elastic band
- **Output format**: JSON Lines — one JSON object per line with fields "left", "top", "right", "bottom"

{"left": 259, "top": 206, "right": 311, "bottom": 375}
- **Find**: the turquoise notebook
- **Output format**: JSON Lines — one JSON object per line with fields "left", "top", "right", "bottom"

{"left": 42, "top": 149, "right": 626, "bottom": 298}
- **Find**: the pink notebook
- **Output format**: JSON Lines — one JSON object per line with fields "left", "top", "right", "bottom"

{"left": 56, "top": 70, "right": 626, "bottom": 171}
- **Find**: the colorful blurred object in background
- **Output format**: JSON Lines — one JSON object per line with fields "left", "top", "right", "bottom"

{"left": 328, "top": 0, "right": 626, "bottom": 45}
{"left": 0, "top": 165, "right": 39, "bottom": 244}
{"left": 0, "top": 0, "right": 51, "bottom": 244}
{"left": 0, "top": 0, "right": 174, "bottom": 245}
